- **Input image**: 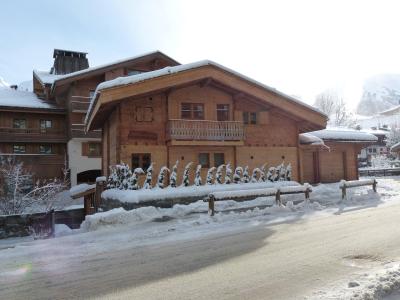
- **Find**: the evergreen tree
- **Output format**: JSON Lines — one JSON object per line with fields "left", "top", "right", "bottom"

{"left": 206, "top": 167, "right": 216, "bottom": 185}
{"left": 216, "top": 164, "right": 225, "bottom": 184}
{"left": 233, "top": 166, "right": 243, "bottom": 184}
{"left": 225, "top": 163, "right": 232, "bottom": 184}
{"left": 169, "top": 160, "right": 179, "bottom": 188}
{"left": 127, "top": 167, "right": 144, "bottom": 190}
{"left": 260, "top": 163, "right": 268, "bottom": 182}
{"left": 157, "top": 166, "right": 170, "bottom": 189}
{"left": 181, "top": 162, "right": 193, "bottom": 187}
{"left": 107, "top": 166, "right": 118, "bottom": 189}
{"left": 143, "top": 163, "right": 154, "bottom": 189}
{"left": 267, "top": 167, "right": 275, "bottom": 182}
{"left": 251, "top": 168, "right": 261, "bottom": 183}
{"left": 119, "top": 163, "right": 132, "bottom": 190}
{"left": 242, "top": 166, "right": 250, "bottom": 183}
{"left": 285, "top": 163, "right": 292, "bottom": 181}
{"left": 194, "top": 165, "right": 202, "bottom": 186}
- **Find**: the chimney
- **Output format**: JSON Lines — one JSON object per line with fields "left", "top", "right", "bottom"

{"left": 51, "top": 49, "right": 89, "bottom": 75}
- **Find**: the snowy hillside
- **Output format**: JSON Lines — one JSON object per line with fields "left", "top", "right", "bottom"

{"left": 356, "top": 74, "right": 400, "bottom": 116}
{"left": 0, "top": 76, "right": 9, "bottom": 88}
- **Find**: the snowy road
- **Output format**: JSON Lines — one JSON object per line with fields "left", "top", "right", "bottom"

{"left": 1, "top": 198, "right": 400, "bottom": 299}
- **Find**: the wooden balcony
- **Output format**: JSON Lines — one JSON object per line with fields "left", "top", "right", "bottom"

{"left": 167, "top": 119, "right": 245, "bottom": 144}
{"left": 71, "top": 124, "right": 101, "bottom": 139}
{"left": 0, "top": 127, "right": 67, "bottom": 143}
{"left": 71, "top": 100, "right": 90, "bottom": 112}
{"left": 0, "top": 154, "right": 66, "bottom": 165}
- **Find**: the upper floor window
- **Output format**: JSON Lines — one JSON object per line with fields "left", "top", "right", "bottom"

{"left": 181, "top": 103, "right": 204, "bottom": 120}
{"left": 13, "top": 119, "right": 26, "bottom": 129}
{"left": 127, "top": 69, "right": 142, "bottom": 76}
{"left": 39, "top": 145, "right": 52, "bottom": 154}
{"left": 216, "top": 104, "right": 230, "bottom": 121}
{"left": 88, "top": 143, "right": 101, "bottom": 157}
{"left": 40, "top": 120, "right": 52, "bottom": 131}
{"left": 214, "top": 153, "right": 225, "bottom": 167}
{"left": 243, "top": 112, "right": 257, "bottom": 124}
{"left": 198, "top": 153, "right": 210, "bottom": 168}
{"left": 13, "top": 144, "right": 26, "bottom": 153}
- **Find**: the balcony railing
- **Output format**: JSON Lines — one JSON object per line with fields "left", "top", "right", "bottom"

{"left": 0, "top": 127, "right": 67, "bottom": 142}
{"left": 167, "top": 119, "right": 244, "bottom": 141}
{"left": 71, "top": 100, "right": 90, "bottom": 112}
{"left": 71, "top": 124, "right": 101, "bottom": 139}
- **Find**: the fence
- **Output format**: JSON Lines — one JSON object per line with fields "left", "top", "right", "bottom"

{"left": 359, "top": 168, "right": 400, "bottom": 177}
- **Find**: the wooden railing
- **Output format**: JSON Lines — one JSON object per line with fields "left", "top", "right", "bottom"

{"left": 71, "top": 101, "right": 90, "bottom": 112}
{"left": 0, "top": 127, "right": 67, "bottom": 142}
{"left": 167, "top": 119, "right": 244, "bottom": 141}
{"left": 0, "top": 127, "right": 65, "bottom": 135}
{"left": 71, "top": 124, "right": 102, "bottom": 139}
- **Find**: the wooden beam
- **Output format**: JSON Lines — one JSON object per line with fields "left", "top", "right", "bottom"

{"left": 200, "top": 78, "right": 212, "bottom": 88}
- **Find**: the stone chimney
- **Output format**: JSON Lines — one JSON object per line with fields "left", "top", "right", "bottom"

{"left": 51, "top": 49, "right": 89, "bottom": 75}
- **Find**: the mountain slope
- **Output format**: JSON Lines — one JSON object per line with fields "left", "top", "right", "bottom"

{"left": 356, "top": 74, "right": 400, "bottom": 116}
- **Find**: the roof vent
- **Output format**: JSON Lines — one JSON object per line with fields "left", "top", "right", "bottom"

{"left": 51, "top": 49, "right": 89, "bottom": 75}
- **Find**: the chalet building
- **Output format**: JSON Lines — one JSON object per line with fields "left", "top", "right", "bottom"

{"left": 1, "top": 49, "right": 376, "bottom": 185}
{"left": 85, "top": 60, "right": 330, "bottom": 182}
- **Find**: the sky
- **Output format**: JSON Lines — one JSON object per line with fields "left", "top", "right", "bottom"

{"left": 1, "top": 0, "right": 400, "bottom": 111}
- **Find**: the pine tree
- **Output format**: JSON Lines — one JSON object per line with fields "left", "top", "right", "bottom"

{"left": 107, "top": 166, "right": 118, "bottom": 189}
{"left": 276, "top": 162, "right": 286, "bottom": 181}
{"left": 194, "top": 165, "right": 202, "bottom": 186}
{"left": 119, "top": 163, "right": 132, "bottom": 190}
{"left": 127, "top": 167, "right": 144, "bottom": 190}
{"left": 157, "top": 166, "right": 170, "bottom": 189}
{"left": 169, "top": 160, "right": 179, "bottom": 188}
{"left": 181, "top": 162, "right": 193, "bottom": 187}
{"left": 285, "top": 163, "right": 292, "bottom": 181}
{"left": 225, "top": 163, "right": 232, "bottom": 184}
{"left": 143, "top": 163, "right": 154, "bottom": 189}
{"left": 242, "top": 166, "right": 250, "bottom": 183}
{"left": 216, "top": 164, "right": 225, "bottom": 184}
{"left": 233, "top": 166, "right": 243, "bottom": 184}
{"left": 260, "top": 163, "right": 268, "bottom": 182}
{"left": 267, "top": 167, "right": 275, "bottom": 182}
{"left": 206, "top": 167, "right": 216, "bottom": 185}
{"left": 251, "top": 168, "right": 261, "bottom": 183}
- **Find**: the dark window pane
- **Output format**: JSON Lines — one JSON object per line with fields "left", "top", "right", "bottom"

{"left": 88, "top": 143, "right": 101, "bottom": 156}
{"left": 142, "top": 154, "right": 151, "bottom": 171}
{"left": 193, "top": 104, "right": 204, "bottom": 120}
{"left": 39, "top": 145, "right": 52, "bottom": 154}
{"left": 13, "top": 119, "right": 26, "bottom": 129}
{"left": 250, "top": 112, "right": 257, "bottom": 124}
{"left": 132, "top": 154, "right": 140, "bottom": 169}
{"left": 214, "top": 153, "right": 225, "bottom": 167}
{"left": 198, "top": 153, "right": 210, "bottom": 168}
{"left": 13, "top": 145, "right": 26, "bottom": 153}
{"left": 217, "top": 104, "right": 229, "bottom": 121}
{"left": 243, "top": 112, "right": 249, "bottom": 124}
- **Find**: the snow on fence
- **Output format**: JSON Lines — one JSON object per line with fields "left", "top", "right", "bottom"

{"left": 339, "top": 179, "right": 377, "bottom": 200}
{"left": 204, "top": 184, "right": 312, "bottom": 216}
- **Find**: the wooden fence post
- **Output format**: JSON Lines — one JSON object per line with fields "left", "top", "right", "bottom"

{"left": 341, "top": 185, "right": 347, "bottom": 200}
{"left": 276, "top": 189, "right": 281, "bottom": 206}
{"left": 95, "top": 177, "right": 106, "bottom": 213}
{"left": 208, "top": 195, "right": 215, "bottom": 216}
{"left": 373, "top": 179, "right": 377, "bottom": 192}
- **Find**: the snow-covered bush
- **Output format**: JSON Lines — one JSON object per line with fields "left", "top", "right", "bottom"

{"left": 194, "top": 165, "right": 202, "bottom": 186}
{"left": 285, "top": 164, "right": 292, "bottom": 181}
{"left": 127, "top": 168, "right": 144, "bottom": 190}
{"left": 181, "top": 162, "right": 193, "bottom": 187}
{"left": 370, "top": 155, "right": 392, "bottom": 169}
{"left": 267, "top": 167, "right": 276, "bottom": 182}
{"left": 107, "top": 163, "right": 131, "bottom": 190}
{"left": 233, "top": 167, "right": 243, "bottom": 184}
{"left": 260, "top": 163, "right": 268, "bottom": 182}
{"left": 143, "top": 163, "right": 154, "bottom": 189}
{"left": 225, "top": 163, "right": 232, "bottom": 184}
{"left": 206, "top": 167, "right": 216, "bottom": 185}
{"left": 277, "top": 163, "right": 286, "bottom": 181}
{"left": 216, "top": 164, "right": 225, "bottom": 184}
{"left": 242, "top": 166, "right": 250, "bottom": 183}
{"left": 251, "top": 168, "right": 262, "bottom": 183}
{"left": 157, "top": 166, "right": 170, "bottom": 189}
{"left": 169, "top": 160, "right": 179, "bottom": 188}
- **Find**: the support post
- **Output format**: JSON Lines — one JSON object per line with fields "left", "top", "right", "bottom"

{"left": 95, "top": 177, "right": 106, "bottom": 212}
{"left": 276, "top": 190, "right": 281, "bottom": 206}
{"left": 373, "top": 179, "right": 377, "bottom": 193}
{"left": 208, "top": 195, "right": 215, "bottom": 216}
{"left": 341, "top": 185, "right": 346, "bottom": 200}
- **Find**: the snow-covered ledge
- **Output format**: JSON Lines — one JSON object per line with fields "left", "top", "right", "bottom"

{"left": 101, "top": 181, "right": 300, "bottom": 211}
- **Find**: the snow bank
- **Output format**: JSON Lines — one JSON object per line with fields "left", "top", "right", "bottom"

{"left": 69, "top": 183, "right": 95, "bottom": 197}
{"left": 54, "top": 224, "right": 73, "bottom": 237}
{"left": 102, "top": 181, "right": 299, "bottom": 204}
{"left": 210, "top": 188, "right": 278, "bottom": 200}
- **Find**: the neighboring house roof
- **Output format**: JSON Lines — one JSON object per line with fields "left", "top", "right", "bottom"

{"left": 390, "top": 141, "right": 400, "bottom": 152}
{"left": 0, "top": 87, "right": 62, "bottom": 111}
{"left": 50, "top": 50, "right": 180, "bottom": 91}
{"left": 379, "top": 105, "right": 400, "bottom": 116}
{"left": 362, "top": 128, "right": 390, "bottom": 136}
{"left": 306, "top": 128, "right": 378, "bottom": 143}
{"left": 299, "top": 133, "right": 325, "bottom": 146}
{"left": 33, "top": 70, "right": 64, "bottom": 85}
{"left": 86, "top": 60, "right": 327, "bottom": 130}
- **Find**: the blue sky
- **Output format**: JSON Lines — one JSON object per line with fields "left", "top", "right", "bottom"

{"left": 1, "top": 0, "right": 400, "bottom": 109}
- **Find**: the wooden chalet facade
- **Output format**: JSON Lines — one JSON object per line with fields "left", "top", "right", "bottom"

{"left": 85, "top": 60, "right": 328, "bottom": 183}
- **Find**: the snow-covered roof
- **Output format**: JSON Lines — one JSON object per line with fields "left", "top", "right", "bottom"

{"left": 33, "top": 70, "right": 64, "bottom": 85}
{"left": 390, "top": 141, "right": 400, "bottom": 152}
{"left": 299, "top": 133, "right": 326, "bottom": 146}
{"left": 0, "top": 87, "right": 59, "bottom": 110}
{"left": 86, "top": 60, "right": 326, "bottom": 126}
{"left": 51, "top": 50, "right": 180, "bottom": 86}
{"left": 362, "top": 128, "right": 390, "bottom": 136}
{"left": 379, "top": 105, "right": 400, "bottom": 115}
{"left": 306, "top": 128, "right": 378, "bottom": 143}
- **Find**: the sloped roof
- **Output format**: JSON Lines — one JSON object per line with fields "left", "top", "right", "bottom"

{"left": 306, "top": 128, "right": 378, "bottom": 143}
{"left": 33, "top": 70, "right": 64, "bottom": 85}
{"left": 86, "top": 60, "right": 327, "bottom": 130}
{"left": 390, "top": 141, "right": 400, "bottom": 152}
{"left": 0, "top": 87, "right": 61, "bottom": 111}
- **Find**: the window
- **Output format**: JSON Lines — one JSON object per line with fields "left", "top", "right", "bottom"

{"left": 198, "top": 153, "right": 210, "bottom": 168}
{"left": 368, "top": 148, "right": 372, "bottom": 153}
{"left": 88, "top": 143, "right": 101, "bottom": 157}
{"left": 373, "top": 148, "right": 377, "bottom": 153}
{"left": 82, "top": 142, "right": 101, "bottom": 157}
{"left": 40, "top": 120, "right": 52, "bottom": 132}
{"left": 13, "top": 145, "right": 26, "bottom": 153}
{"left": 132, "top": 153, "right": 151, "bottom": 171}
{"left": 127, "top": 69, "right": 142, "bottom": 76}
{"left": 13, "top": 119, "right": 26, "bottom": 129}
{"left": 181, "top": 103, "right": 204, "bottom": 120}
{"left": 39, "top": 145, "right": 52, "bottom": 154}
{"left": 216, "top": 104, "right": 230, "bottom": 121}
{"left": 214, "top": 153, "right": 225, "bottom": 167}
{"left": 243, "top": 112, "right": 257, "bottom": 124}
